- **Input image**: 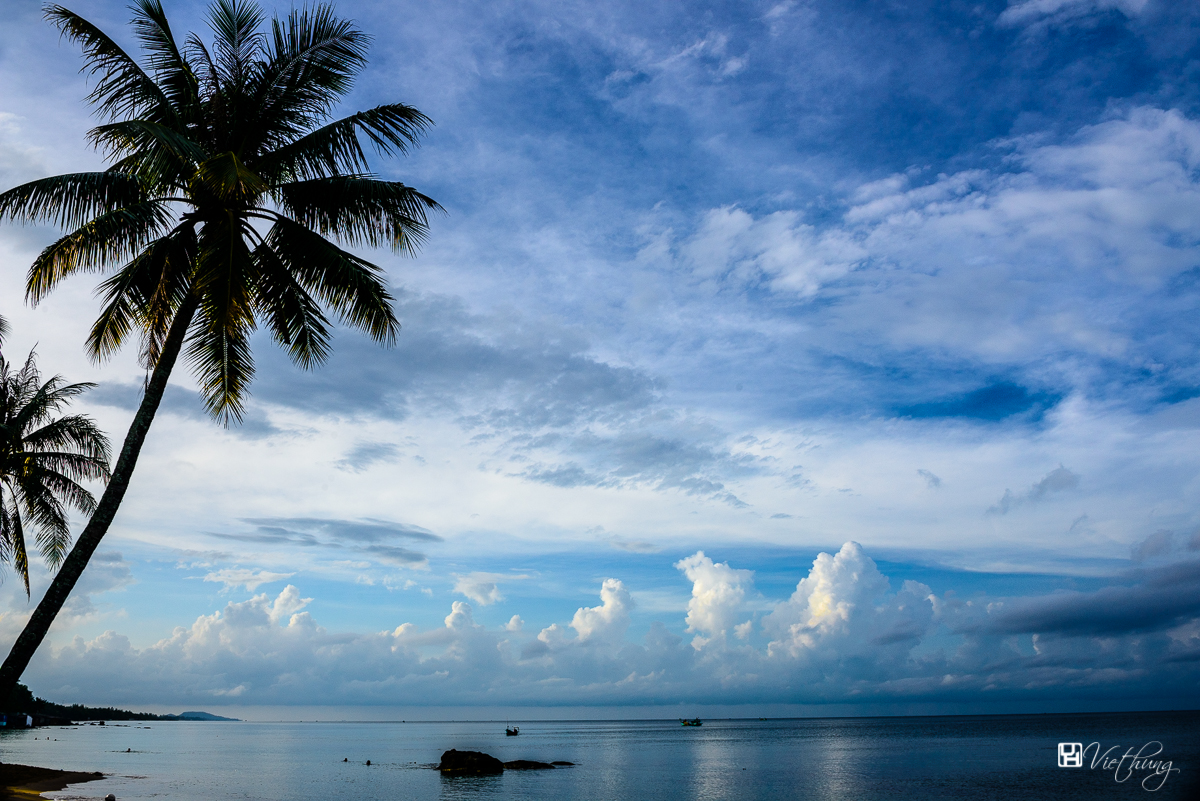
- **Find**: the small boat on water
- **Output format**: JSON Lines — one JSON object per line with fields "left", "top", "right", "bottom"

{"left": 506, "top": 725, "right": 520, "bottom": 736}
{"left": 680, "top": 718, "right": 702, "bottom": 727}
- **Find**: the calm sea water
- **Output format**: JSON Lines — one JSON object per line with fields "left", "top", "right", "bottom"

{"left": 1, "top": 711, "right": 1197, "bottom": 800}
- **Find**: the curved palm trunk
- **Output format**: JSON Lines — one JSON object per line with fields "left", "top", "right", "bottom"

{"left": 0, "top": 296, "right": 198, "bottom": 704}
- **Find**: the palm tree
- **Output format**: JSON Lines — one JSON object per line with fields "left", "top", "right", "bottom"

{"left": 1, "top": 350, "right": 112, "bottom": 596}
{"left": 0, "top": 0, "right": 440, "bottom": 700}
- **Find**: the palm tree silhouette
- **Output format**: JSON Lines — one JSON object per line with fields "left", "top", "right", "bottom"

{"left": 1, "top": 348, "right": 111, "bottom": 595}
{"left": 0, "top": 0, "right": 440, "bottom": 699}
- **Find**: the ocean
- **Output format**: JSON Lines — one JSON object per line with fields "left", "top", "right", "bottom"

{"left": 1, "top": 711, "right": 1196, "bottom": 800}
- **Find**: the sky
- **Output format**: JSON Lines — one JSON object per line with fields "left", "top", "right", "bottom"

{"left": 0, "top": 0, "right": 1199, "bottom": 718}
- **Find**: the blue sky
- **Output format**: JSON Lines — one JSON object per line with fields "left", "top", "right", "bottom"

{"left": 1, "top": 0, "right": 1199, "bottom": 717}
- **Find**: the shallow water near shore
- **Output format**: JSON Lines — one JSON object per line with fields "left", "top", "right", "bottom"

{"left": 1, "top": 711, "right": 1197, "bottom": 800}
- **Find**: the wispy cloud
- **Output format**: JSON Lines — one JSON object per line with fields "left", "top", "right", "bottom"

{"left": 203, "top": 568, "right": 296, "bottom": 593}
{"left": 987, "top": 466, "right": 1080, "bottom": 516}
{"left": 335, "top": 442, "right": 401, "bottom": 472}
{"left": 206, "top": 518, "right": 442, "bottom": 569}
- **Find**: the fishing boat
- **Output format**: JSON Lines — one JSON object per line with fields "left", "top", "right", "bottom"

{"left": 505, "top": 725, "right": 519, "bottom": 736}
{"left": 680, "top": 718, "right": 702, "bottom": 727}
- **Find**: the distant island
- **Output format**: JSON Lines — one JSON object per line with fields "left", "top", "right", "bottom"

{"left": 159, "top": 711, "right": 240, "bottom": 721}
{"left": 5, "top": 683, "right": 239, "bottom": 723}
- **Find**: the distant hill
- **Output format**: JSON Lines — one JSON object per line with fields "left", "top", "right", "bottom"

{"left": 159, "top": 711, "right": 239, "bottom": 721}
{"left": 5, "top": 684, "right": 239, "bottom": 722}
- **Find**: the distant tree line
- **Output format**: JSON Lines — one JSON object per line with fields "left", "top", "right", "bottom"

{"left": 6, "top": 683, "right": 162, "bottom": 721}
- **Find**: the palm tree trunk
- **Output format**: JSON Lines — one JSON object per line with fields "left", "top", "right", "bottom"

{"left": 0, "top": 296, "right": 198, "bottom": 705}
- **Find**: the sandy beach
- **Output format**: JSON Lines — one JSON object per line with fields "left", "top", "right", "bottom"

{"left": 0, "top": 763, "right": 104, "bottom": 800}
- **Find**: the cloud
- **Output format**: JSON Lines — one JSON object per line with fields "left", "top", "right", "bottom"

{"left": 452, "top": 572, "right": 506, "bottom": 605}
{"left": 202, "top": 569, "right": 295, "bottom": 592}
{"left": 51, "top": 552, "right": 134, "bottom": 626}
{"left": 251, "top": 292, "right": 659, "bottom": 428}
{"left": 638, "top": 107, "right": 1200, "bottom": 425}
{"left": 568, "top": 578, "right": 633, "bottom": 643}
{"left": 19, "top": 544, "right": 1200, "bottom": 708}
{"left": 240, "top": 518, "right": 442, "bottom": 544}
{"left": 917, "top": 469, "right": 942, "bottom": 488}
{"left": 977, "top": 559, "right": 1200, "bottom": 636}
{"left": 245, "top": 291, "right": 755, "bottom": 503}
{"left": 762, "top": 542, "right": 935, "bottom": 660}
{"left": 87, "top": 382, "right": 279, "bottom": 439}
{"left": 680, "top": 206, "right": 865, "bottom": 298}
{"left": 268, "top": 585, "right": 313, "bottom": 624}
{"left": 609, "top": 538, "right": 660, "bottom": 553}
{"left": 0, "top": 112, "right": 43, "bottom": 189}
{"left": 514, "top": 423, "right": 760, "bottom": 505}
{"left": 1132, "top": 530, "right": 1175, "bottom": 563}
{"left": 987, "top": 466, "right": 1080, "bottom": 515}
{"left": 674, "top": 551, "right": 754, "bottom": 647}
{"left": 335, "top": 442, "right": 401, "bottom": 472}
{"left": 209, "top": 518, "right": 440, "bottom": 568}
{"left": 998, "top": 0, "right": 1149, "bottom": 29}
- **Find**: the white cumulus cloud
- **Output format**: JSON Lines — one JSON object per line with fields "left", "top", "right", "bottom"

{"left": 762, "top": 542, "right": 935, "bottom": 661}
{"left": 674, "top": 551, "right": 755, "bottom": 648}
{"left": 569, "top": 578, "right": 633, "bottom": 643}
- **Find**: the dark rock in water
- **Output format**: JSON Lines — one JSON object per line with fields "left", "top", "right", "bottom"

{"left": 503, "top": 760, "right": 556, "bottom": 770}
{"left": 439, "top": 749, "right": 504, "bottom": 775}
{"left": 550, "top": 761, "right": 575, "bottom": 766}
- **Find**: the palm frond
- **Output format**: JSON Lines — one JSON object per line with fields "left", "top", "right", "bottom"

{"left": 88, "top": 120, "right": 207, "bottom": 186}
{"left": 0, "top": 172, "right": 146, "bottom": 230}
{"left": 263, "top": 2, "right": 369, "bottom": 102}
{"left": 208, "top": 0, "right": 265, "bottom": 87}
{"left": 250, "top": 243, "right": 333, "bottom": 368}
{"left": 194, "top": 151, "right": 266, "bottom": 202}
{"left": 23, "top": 417, "right": 112, "bottom": 471}
{"left": 0, "top": 497, "right": 31, "bottom": 595}
{"left": 10, "top": 377, "right": 96, "bottom": 435}
{"left": 89, "top": 225, "right": 197, "bottom": 365}
{"left": 186, "top": 218, "right": 258, "bottom": 422}
{"left": 27, "top": 201, "right": 175, "bottom": 305}
{"left": 277, "top": 176, "right": 441, "bottom": 253}
{"left": 185, "top": 306, "right": 256, "bottom": 424}
{"left": 256, "top": 104, "right": 432, "bottom": 181}
{"left": 262, "top": 218, "right": 399, "bottom": 344}
{"left": 130, "top": 0, "right": 200, "bottom": 116}
{"left": 247, "top": 4, "right": 370, "bottom": 151}
{"left": 15, "top": 473, "right": 73, "bottom": 568}
{"left": 44, "top": 4, "right": 177, "bottom": 126}
{"left": 184, "top": 30, "right": 224, "bottom": 112}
